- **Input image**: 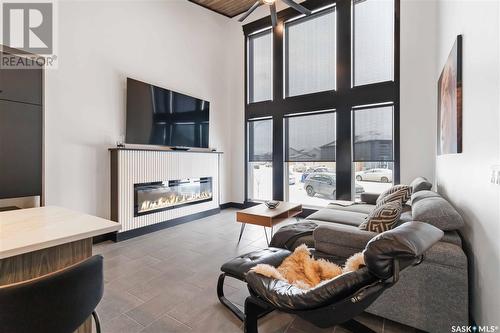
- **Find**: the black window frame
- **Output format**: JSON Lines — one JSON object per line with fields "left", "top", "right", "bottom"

{"left": 244, "top": 0, "right": 400, "bottom": 204}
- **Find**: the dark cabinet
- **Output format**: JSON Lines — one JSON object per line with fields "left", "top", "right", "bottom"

{"left": 0, "top": 52, "right": 42, "bottom": 105}
{"left": 0, "top": 100, "right": 42, "bottom": 198}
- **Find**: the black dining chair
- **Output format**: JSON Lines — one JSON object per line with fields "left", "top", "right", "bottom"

{"left": 0, "top": 255, "right": 104, "bottom": 333}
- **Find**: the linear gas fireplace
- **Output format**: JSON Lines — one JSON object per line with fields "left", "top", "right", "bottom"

{"left": 134, "top": 177, "right": 213, "bottom": 216}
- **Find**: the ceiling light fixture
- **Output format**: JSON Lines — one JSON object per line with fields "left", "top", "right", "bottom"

{"left": 238, "top": 0, "right": 312, "bottom": 27}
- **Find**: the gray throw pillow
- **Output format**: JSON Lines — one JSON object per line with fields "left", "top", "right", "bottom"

{"left": 411, "top": 195, "right": 464, "bottom": 230}
{"left": 410, "top": 190, "right": 440, "bottom": 206}
{"left": 410, "top": 177, "right": 433, "bottom": 193}
{"left": 376, "top": 185, "right": 412, "bottom": 205}
{"left": 359, "top": 201, "right": 402, "bottom": 233}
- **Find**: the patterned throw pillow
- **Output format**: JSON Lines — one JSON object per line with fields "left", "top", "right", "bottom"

{"left": 375, "top": 191, "right": 404, "bottom": 209}
{"left": 359, "top": 201, "right": 402, "bottom": 233}
{"left": 376, "top": 185, "right": 412, "bottom": 205}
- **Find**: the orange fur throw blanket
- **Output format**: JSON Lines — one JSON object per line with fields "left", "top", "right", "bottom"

{"left": 251, "top": 244, "right": 365, "bottom": 290}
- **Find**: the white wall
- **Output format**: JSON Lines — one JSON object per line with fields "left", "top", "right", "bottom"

{"left": 226, "top": 28, "right": 246, "bottom": 204}
{"left": 434, "top": 0, "right": 500, "bottom": 325}
{"left": 400, "top": 0, "right": 437, "bottom": 184}
{"left": 44, "top": 0, "right": 242, "bottom": 217}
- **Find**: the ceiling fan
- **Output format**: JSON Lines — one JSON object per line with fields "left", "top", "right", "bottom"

{"left": 238, "top": 0, "right": 312, "bottom": 27}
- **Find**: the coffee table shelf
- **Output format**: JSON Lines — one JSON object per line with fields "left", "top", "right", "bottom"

{"left": 236, "top": 202, "right": 302, "bottom": 244}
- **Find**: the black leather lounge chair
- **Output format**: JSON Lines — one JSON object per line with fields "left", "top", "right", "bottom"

{"left": 218, "top": 222, "right": 443, "bottom": 333}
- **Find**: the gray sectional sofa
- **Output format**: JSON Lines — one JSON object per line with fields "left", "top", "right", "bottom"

{"left": 303, "top": 178, "right": 469, "bottom": 333}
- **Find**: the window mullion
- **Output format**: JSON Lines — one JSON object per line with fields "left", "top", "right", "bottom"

{"left": 271, "top": 19, "right": 285, "bottom": 201}
{"left": 272, "top": 114, "right": 284, "bottom": 201}
{"left": 273, "top": 21, "right": 283, "bottom": 103}
{"left": 335, "top": 0, "right": 352, "bottom": 200}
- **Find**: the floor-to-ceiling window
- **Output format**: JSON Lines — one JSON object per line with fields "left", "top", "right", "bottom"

{"left": 244, "top": 0, "right": 399, "bottom": 207}
{"left": 247, "top": 118, "right": 273, "bottom": 201}
{"left": 285, "top": 111, "right": 337, "bottom": 206}
{"left": 353, "top": 105, "right": 395, "bottom": 198}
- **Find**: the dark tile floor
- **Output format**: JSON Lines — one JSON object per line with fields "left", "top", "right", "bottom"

{"left": 93, "top": 209, "right": 418, "bottom": 333}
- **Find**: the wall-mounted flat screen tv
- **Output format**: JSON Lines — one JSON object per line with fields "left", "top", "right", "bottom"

{"left": 126, "top": 78, "right": 209, "bottom": 148}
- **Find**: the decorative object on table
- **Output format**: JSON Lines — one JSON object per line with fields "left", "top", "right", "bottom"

{"left": 438, "top": 34, "right": 462, "bottom": 155}
{"left": 265, "top": 200, "right": 280, "bottom": 209}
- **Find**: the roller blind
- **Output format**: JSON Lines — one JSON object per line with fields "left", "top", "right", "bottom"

{"left": 285, "top": 8, "right": 336, "bottom": 97}
{"left": 353, "top": 106, "right": 393, "bottom": 161}
{"left": 285, "top": 112, "right": 336, "bottom": 162}
{"left": 353, "top": 0, "right": 394, "bottom": 86}
{"left": 248, "top": 29, "right": 273, "bottom": 103}
{"left": 248, "top": 119, "right": 273, "bottom": 162}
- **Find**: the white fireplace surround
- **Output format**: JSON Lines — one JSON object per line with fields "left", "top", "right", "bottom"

{"left": 111, "top": 149, "right": 221, "bottom": 237}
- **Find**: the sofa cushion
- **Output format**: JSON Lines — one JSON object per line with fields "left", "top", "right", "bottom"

{"left": 399, "top": 210, "right": 413, "bottom": 223}
{"left": 325, "top": 203, "right": 375, "bottom": 215}
{"left": 441, "top": 230, "right": 462, "bottom": 247}
{"left": 422, "top": 241, "right": 467, "bottom": 269}
{"left": 410, "top": 190, "right": 441, "bottom": 205}
{"left": 306, "top": 209, "right": 367, "bottom": 227}
{"left": 313, "top": 223, "right": 377, "bottom": 256}
{"left": 376, "top": 185, "right": 412, "bottom": 205}
{"left": 360, "top": 192, "right": 380, "bottom": 205}
{"left": 410, "top": 176, "right": 433, "bottom": 193}
{"left": 359, "top": 201, "right": 402, "bottom": 233}
{"left": 411, "top": 195, "right": 464, "bottom": 231}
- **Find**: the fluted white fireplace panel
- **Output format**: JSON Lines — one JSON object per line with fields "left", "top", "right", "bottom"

{"left": 116, "top": 150, "right": 219, "bottom": 232}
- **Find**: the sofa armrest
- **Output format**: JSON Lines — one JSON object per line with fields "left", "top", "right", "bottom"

{"left": 313, "top": 223, "right": 377, "bottom": 258}
{"left": 360, "top": 192, "right": 380, "bottom": 205}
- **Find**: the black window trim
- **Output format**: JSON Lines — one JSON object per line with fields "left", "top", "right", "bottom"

{"left": 243, "top": 0, "right": 400, "bottom": 205}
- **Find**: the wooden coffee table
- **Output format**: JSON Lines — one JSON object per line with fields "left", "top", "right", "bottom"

{"left": 236, "top": 202, "right": 302, "bottom": 244}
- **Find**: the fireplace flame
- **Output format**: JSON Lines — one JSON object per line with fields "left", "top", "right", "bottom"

{"left": 139, "top": 191, "right": 212, "bottom": 213}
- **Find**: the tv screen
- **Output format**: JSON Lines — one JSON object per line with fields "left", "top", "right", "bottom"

{"left": 126, "top": 78, "right": 209, "bottom": 148}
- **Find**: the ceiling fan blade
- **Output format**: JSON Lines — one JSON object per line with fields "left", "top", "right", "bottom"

{"left": 281, "top": 0, "right": 312, "bottom": 16}
{"left": 238, "top": 1, "right": 263, "bottom": 22}
{"left": 270, "top": 3, "right": 278, "bottom": 27}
